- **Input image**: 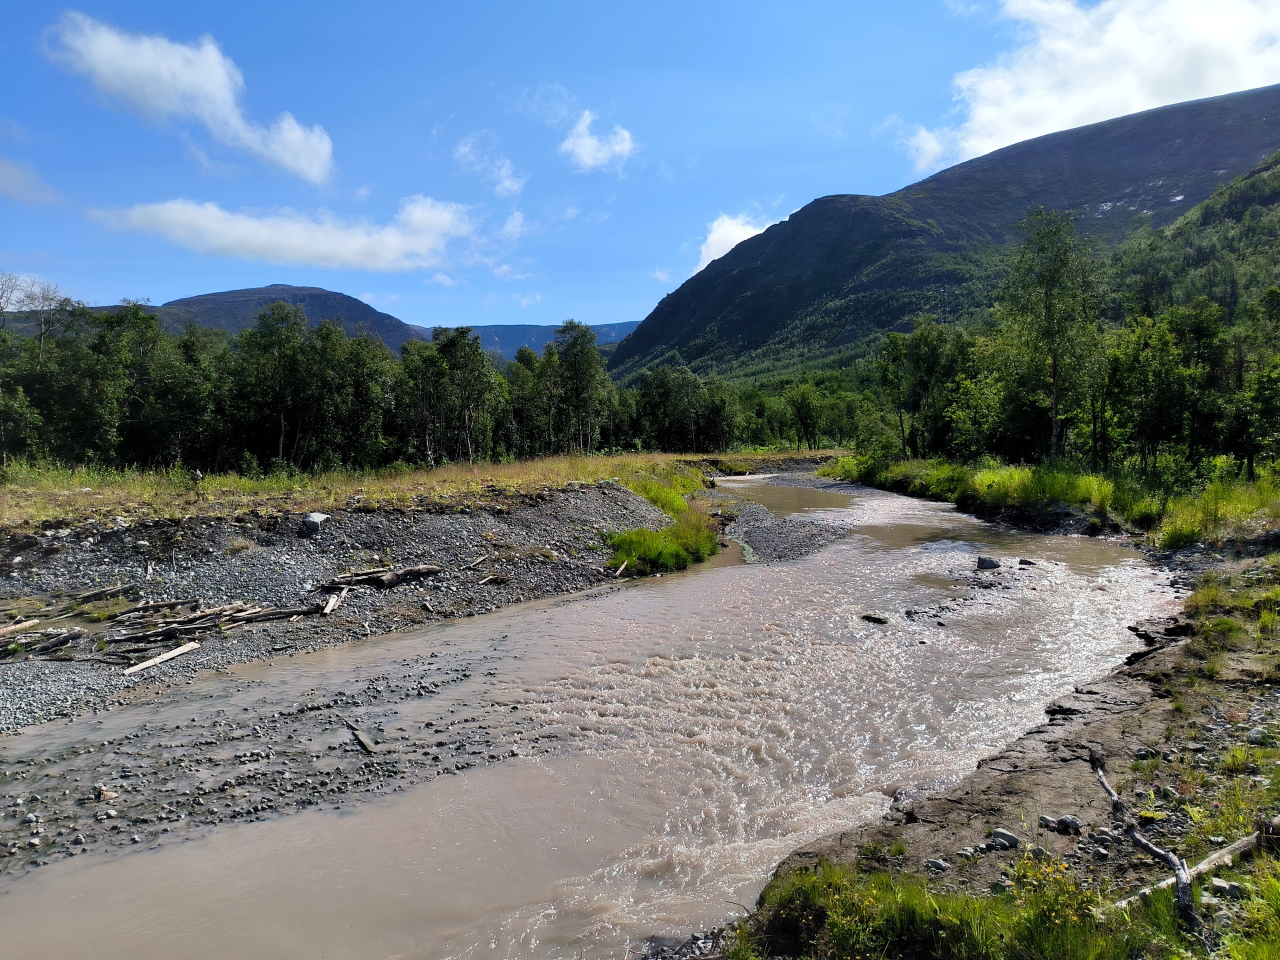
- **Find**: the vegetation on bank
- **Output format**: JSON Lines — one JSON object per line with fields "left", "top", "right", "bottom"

{"left": 820, "top": 456, "right": 1280, "bottom": 550}
{"left": 0, "top": 451, "right": 781, "bottom": 530}
{"left": 731, "top": 860, "right": 1187, "bottom": 960}
{"left": 734, "top": 555, "right": 1280, "bottom": 960}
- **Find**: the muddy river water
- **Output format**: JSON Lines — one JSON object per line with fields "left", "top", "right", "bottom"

{"left": 0, "top": 481, "right": 1176, "bottom": 960}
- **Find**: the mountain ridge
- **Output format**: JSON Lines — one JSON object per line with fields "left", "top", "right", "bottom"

{"left": 609, "top": 83, "right": 1280, "bottom": 379}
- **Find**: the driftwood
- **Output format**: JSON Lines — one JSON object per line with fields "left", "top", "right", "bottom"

{"left": 122, "top": 641, "right": 200, "bottom": 676}
{"left": 322, "top": 587, "right": 350, "bottom": 616}
{"left": 0, "top": 619, "right": 39, "bottom": 638}
{"left": 1115, "top": 815, "right": 1280, "bottom": 910}
{"left": 70, "top": 583, "right": 138, "bottom": 604}
{"left": 614, "top": 560, "right": 628, "bottom": 578}
{"left": 112, "top": 599, "right": 198, "bottom": 618}
{"left": 320, "top": 565, "right": 441, "bottom": 591}
{"left": 1092, "top": 751, "right": 1204, "bottom": 938}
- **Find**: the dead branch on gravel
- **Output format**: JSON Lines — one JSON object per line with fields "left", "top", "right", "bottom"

{"left": 1114, "top": 821, "right": 1280, "bottom": 911}
{"left": 1091, "top": 750, "right": 1205, "bottom": 939}
{"left": 319, "top": 564, "right": 441, "bottom": 590}
{"left": 69, "top": 583, "right": 139, "bottom": 604}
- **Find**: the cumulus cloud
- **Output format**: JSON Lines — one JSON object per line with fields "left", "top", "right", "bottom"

{"left": 559, "top": 111, "right": 635, "bottom": 172}
{"left": 907, "top": 0, "right": 1280, "bottom": 171}
{"left": 48, "top": 11, "right": 333, "bottom": 183}
{"left": 95, "top": 195, "right": 472, "bottom": 271}
{"left": 453, "top": 131, "right": 526, "bottom": 197}
{"left": 0, "top": 157, "right": 60, "bottom": 204}
{"left": 694, "top": 213, "right": 772, "bottom": 274}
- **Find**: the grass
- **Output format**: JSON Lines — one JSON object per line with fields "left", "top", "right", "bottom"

{"left": 0, "top": 452, "right": 810, "bottom": 531}
{"left": 606, "top": 506, "right": 720, "bottom": 576}
{"left": 730, "top": 860, "right": 1186, "bottom": 960}
{"left": 819, "top": 456, "right": 1280, "bottom": 550}
{"left": 1225, "top": 859, "right": 1280, "bottom": 960}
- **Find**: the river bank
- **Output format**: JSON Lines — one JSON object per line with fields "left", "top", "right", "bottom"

{"left": 731, "top": 478, "right": 1280, "bottom": 958}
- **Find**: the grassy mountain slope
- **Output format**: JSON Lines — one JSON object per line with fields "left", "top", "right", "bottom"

{"left": 1111, "top": 151, "right": 1280, "bottom": 319}
{"left": 610, "top": 84, "right": 1280, "bottom": 380}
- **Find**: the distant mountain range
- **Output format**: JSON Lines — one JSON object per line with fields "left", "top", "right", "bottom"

{"left": 147, "top": 285, "right": 638, "bottom": 357}
{"left": 411, "top": 321, "right": 641, "bottom": 359}
{"left": 608, "top": 83, "right": 1280, "bottom": 379}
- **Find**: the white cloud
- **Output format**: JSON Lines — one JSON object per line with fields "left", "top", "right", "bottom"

{"left": 452, "top": 131, "right": 526, "bottom": 197}
{"left": 0, "top": 157, "right": 60, "bottom": 204}
{"left": 492, "top": 263, "right": 533, "bottom": 282}
{"left": 649, "top": 267, "right": 672, "bottom": 283}
{"left": 559, "top": 111, "right": 635, "bottom": 172}
{"left": 908, "top": 0, "right": 1280, "bottom": 171}
{"left": 499, "top": 211, "right": 529, "bottom": 240}
{"left": 48, "top": 11, "right": 333, "bottom": 183}
{"left": 95, "top": 195, "right": 472, "bottom": 271}
{"left": 358, "top": 292, "right": 400, "bottom": 307}
{"left": 429, "top": 272, "right": 458, "bottom": 287}
{"left": 694, "top": 213, "right": 772, "bottom": 274}
{"left": 516, "top": 293, "right": 541, "bottom": 308}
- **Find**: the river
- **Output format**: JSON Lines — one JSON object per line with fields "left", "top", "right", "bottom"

{"left": 0, "top": 480, "right": 1175, "bottom": 959}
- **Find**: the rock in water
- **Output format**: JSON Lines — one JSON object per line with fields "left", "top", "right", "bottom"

{"left": 976, "top": 556, "right": 1000, "bottom": 570}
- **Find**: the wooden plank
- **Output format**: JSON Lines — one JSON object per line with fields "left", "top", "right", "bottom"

{"left": 122, "top": 641, "right": 200, "bottom": 676}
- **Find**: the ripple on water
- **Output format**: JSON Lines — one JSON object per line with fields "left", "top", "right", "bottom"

{"left": 0, "top": 485, "right": 1175, "bottom": 960}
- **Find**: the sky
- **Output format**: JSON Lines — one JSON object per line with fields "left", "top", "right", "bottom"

{"left": 4, "top": 0, "right": 1280, "bottom": 329}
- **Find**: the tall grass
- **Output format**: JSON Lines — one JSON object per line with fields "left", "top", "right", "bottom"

{"left": 0, "top": 453, "right": 755, "bottom": 529}
{"left": 819, "top": 456, "right": 1280, "bottom": 550}
{"left": 731, "top": 860, "right": 1183, "bottom": 960}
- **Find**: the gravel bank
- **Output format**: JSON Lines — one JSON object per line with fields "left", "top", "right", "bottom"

{"left": 0, "top": 481, "right": 667, "bottom": 734}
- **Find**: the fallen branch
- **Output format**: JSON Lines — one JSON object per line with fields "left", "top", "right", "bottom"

{"left": 478, "top": 576, "right": 495, "bottom": 585}
{"left": 1111, "top": 829, "right": 1269, "bottom": 911}
{"left": 111, "top": 599, "right": 198, "bottom": 619}
{"left": 1092, "top": 750, "right": 1204, "bottom": 938}
{"left": 70, "top": 583, "right": 138, "bottom": 605}
{"left": 321, "top": 565, "right": 441, "bottom": 591}
{"left": 613, "top": 560, "right": 628, "bottom": 578}
{"left": 122, "top": 641, "right": 200, "bottom": 676}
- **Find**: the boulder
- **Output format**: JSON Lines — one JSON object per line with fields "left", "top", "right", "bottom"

{"left": 301, "top": 512, "right": 330, "bottom": 535}
{"left": 991, "top": 828, "right": 1020, "bottom": 849}
{"left": 976, "top": 556, "right": 1000, "bottom": 570}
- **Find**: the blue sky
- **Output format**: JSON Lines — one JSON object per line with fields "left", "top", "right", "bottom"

{"left": 3, "top": 1, "right": 1280, "bottom": 328}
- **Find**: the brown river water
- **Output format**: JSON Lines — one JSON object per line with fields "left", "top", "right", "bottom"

{"left": 0, "top": 481, "right": 1176, "bottom": 960}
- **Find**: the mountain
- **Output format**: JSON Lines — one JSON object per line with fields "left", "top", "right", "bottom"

{"left": 159, "top": 285, "right": 424, "bottom": 349}
{"left": 610, "top": 84, "right": 1280, "bottom": 380}
{"left": 155, "top": 285, "right": 639, "bottom": 358}
{"left": 411, "top": 321, "right": 641, "bottom": 359}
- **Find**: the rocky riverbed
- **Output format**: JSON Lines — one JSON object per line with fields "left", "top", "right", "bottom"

{"left": 0, "top": 471, "right": 871, "bottom": 881}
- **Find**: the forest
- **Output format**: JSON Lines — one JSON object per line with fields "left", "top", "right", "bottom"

{"left": 3, "top": 151, "right": 1280, "bottom": 491}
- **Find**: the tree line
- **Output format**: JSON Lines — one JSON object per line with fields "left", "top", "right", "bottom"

{"left": 0, "top": 290, "right": 829, "bottom": 472}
